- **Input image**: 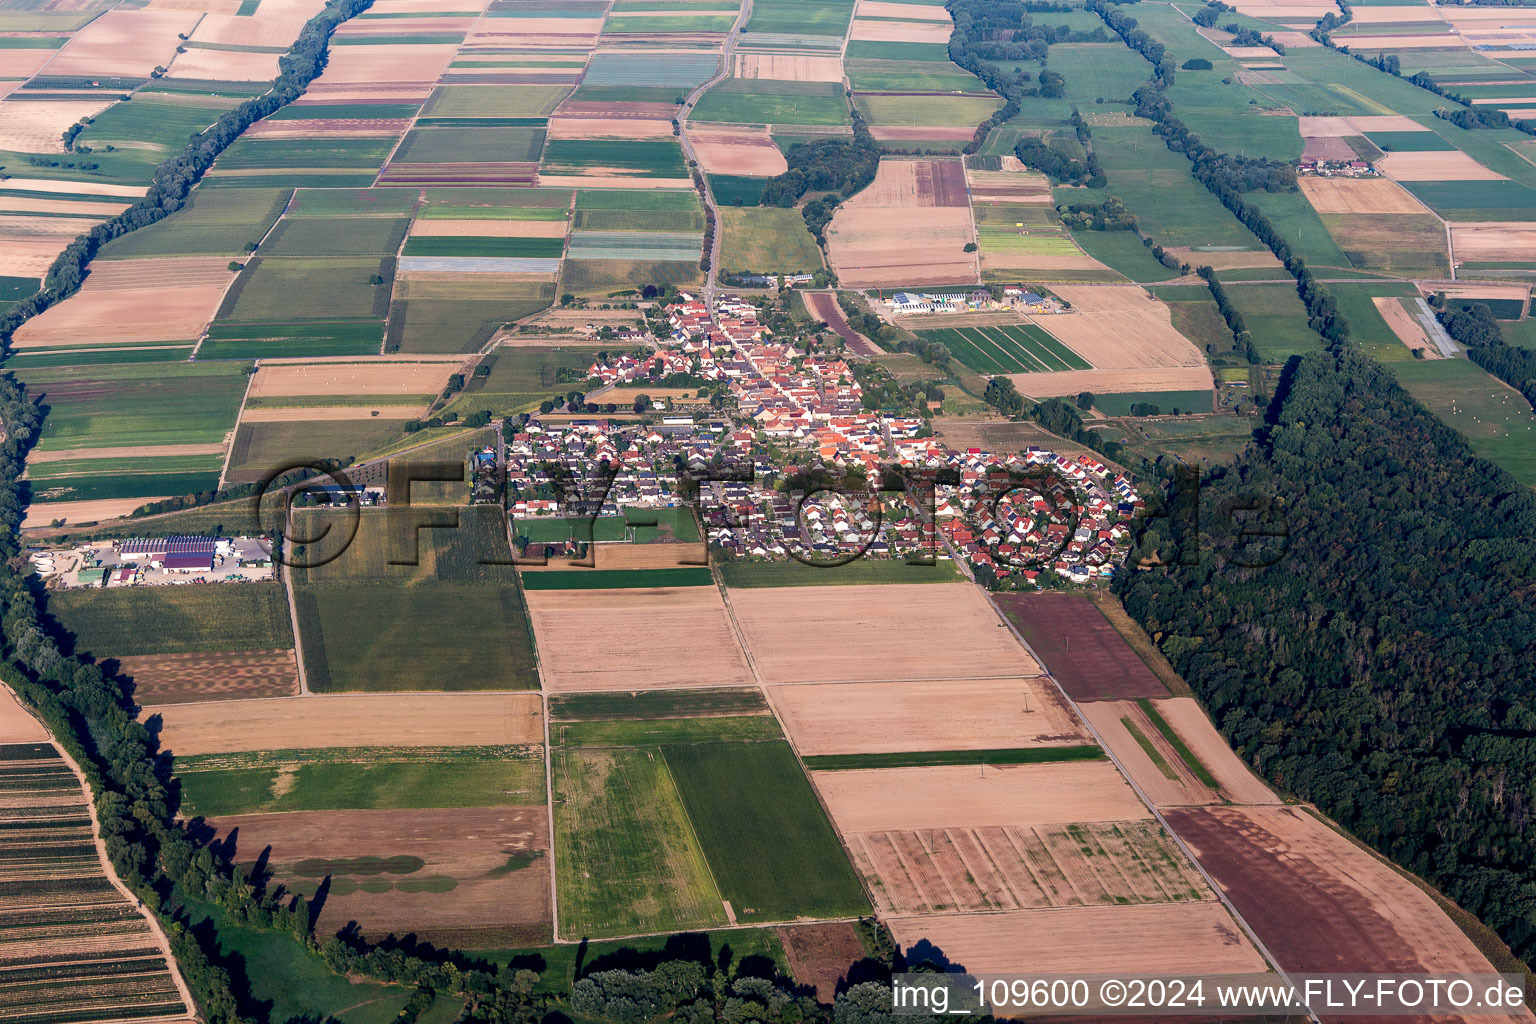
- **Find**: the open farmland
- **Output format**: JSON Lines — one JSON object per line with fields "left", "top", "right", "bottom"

{"left": 913, "top": 323, "right": 1090, "bottom": 375}
{"left": 11, "top": 259, "right": 238, "bottom": 349}
{"left": 156, "top": 693, "right": 544, "bottom": 754}
{"left": 728, "top": 583, "right": 1039, "bottom": 683}
{"left": 0, "top": 690, "right": 191, "bottom": 1024}
{"left": 994, "top": 592, "right": 1171, "bottom": 701}
{"left": 768, "top": 677, "right": 1088, "bottom": 755}
{"left": 1167, "top": 805, "right": 1520, "bottom": 982}
{"left": 117, "top": 650, "right": 300, "bottom": 706}
{"left": 291, "top": 506, "right": 540, "bottom": 691}
{"left": 825, "top": 159, "right": 976, "bottom": 288}
{"left": 46, "top": 583, "right": 292, "bottom": 658}
{"left": 718, "top": 208, "right": 822, "bottom": 276}
{"left": 525, "top": 586, "right": 753, "bottom": 690}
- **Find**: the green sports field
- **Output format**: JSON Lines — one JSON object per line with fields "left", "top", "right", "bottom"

{"left": 914, "top": 324, "right": 1091, "bottom": 375}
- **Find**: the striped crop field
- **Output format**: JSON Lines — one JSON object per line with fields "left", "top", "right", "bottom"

{"left": 913, "top": 324, "right": 1092, "bottom": 375}
{"left": 566, "top": 231, "right": 701, "bottom": 261}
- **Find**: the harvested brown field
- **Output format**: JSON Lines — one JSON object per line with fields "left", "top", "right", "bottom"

{"left": 1451, "top": 222, "right": 1536, "bottom": 262}
{"left": 1440, "top": 282, "right": 1530, "bottom": 303}
{"left": 0, "top": 196, "right": 130, "bottom": 216}
{"left": 545, "top": 116, "right": 672, "bottom": 139}
{"left": 166, "top": 48, "right": 283, "bottom": 81}
{"left": 1301, "top": 135, "right": 1359, "bottom": 162}
{"left": 729, "top": 583, "right": 1037, "bottom": 683}
{"left": 1378, "top": 150, "right": 1505, "bottom": 181}
{"left": 410, "top": 218, "right": 568, "bottom": 238}
{"left": 691, "top": 127, "right": 788, "bottom": 176}
{"left": 525, "top": 586, "right": 754, "bottom": 690}
{"left": 239, "top": 406, "right": 423, "bottom": 421}
{"left": 992, "top": 592, "right": 1170, "bottom": 702}
{"left": 0, "top": 178, "right": 146, "bottom": 199}
{"left": 1154, "top": 698, "right": 1281, "bottom": 805}
{"left": 778, "top": 923, "right": 866, "bottom": 1004}
{"left": 886, "top": 903, "right": 1266, "bottom": 974}
{"left": 735, "top": 52, "right": 845, "bottom": 82}
{"left": 155, "top": 693, "right": 544, "bottom": 754}
{"left": 849, "top": 819, "right": 1208, "bottom": 916}
{"left": 851, "top": 158, "right": 967, "bottom": 207}
{"left": 1373, "top": 295, "right": 1436, "bottom": 356}
{"left": 190, "top": 11, "right": 310, "bottom": 46}
{"left": 247, "top": 360, "right": 458, "bottom": 398}
{"left": 0, "top": 96, "right": 119, "bottom": 154}
{"left": 211, "top": 806, "right": 551, "bottom": 947}
{"left": 813, "top": 761, "right": 1150, "bottom": 831}
{"left": 47, "top": 8, "right": 200, "bottom": 77}
{"left": 21, "top": 497, "right": 155, "bottom": 529}
{"left": 1166, "top": 805, "right": 1523, "bottom": 1008}
{"left": 0, "top": 684, "right": 48, "bottom": 743}
{"left": 311, "top": 43, "right": 458, "bottom": 85}
{"left": 0, "top": 234, "right": 79, "bottom": 279}
{"left": 522, "top": 543, "right": 708, "bottom": 570}
{"left": 856, "top": 0, "right": 951, "bottom": 19}
{"left": 1348, "top": 114, "right": 1428, "bottom": 132}
{"left": 826, "top": 207, "right": 975, "bottom": 288}
{"left": 1008, "top": 365, "right": 1215, "bottom": 397}
{"left": 11, "top": 258, "right": 234, "bottom": 348}
{"left": 1299, "top": 176, "right": 1430, "bottom": 214}
{"left": 118, "top": 649, "right": 299, "bottom": 706}
{"left": 768, "top": 677, "right": 1084, "bottom": 755}
{"left": 848, "top": 18, "right": 951, "bottom": 42}
{"left": 1025, "top": 285, "right": 1206, "bottom": 370}
{"left": 1080, "top": 700, "right": 1223, "bottom": 808}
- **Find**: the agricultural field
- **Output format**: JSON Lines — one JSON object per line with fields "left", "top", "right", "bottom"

{"left": 290, "top": 506, "right": 540, "bottom": 692}
{"left": 825, "top": 159, "right": 976, "bottom": 287}
{"left": 993, "top": 593, "right": 1171, "bottom": 702}
{"left": 913, "top": 323, "right": 1091, "bottom": 375}
{"left": 718, "top": 208, "right": 823, "bottom": 276}
{"left": 689, "top": 80, "right": 851, "bottom": 126}
{"left": 45, "top": 583, "right": 293, "bottom": 658}
{"left": 1389, "top": 358, "right": 1536, "bottom": 486}
{"left": 0, "top": 729, "right": 191, "bottom": 1024}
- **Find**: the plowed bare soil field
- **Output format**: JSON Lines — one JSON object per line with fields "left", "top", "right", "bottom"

{"left": 736, "top": 53, "right": 845, "bottom": 82}
{"left": 0, "top": 686, "right": 48, "bottom": 743}
{"left": 310, "top": 43, "right": 458, "bottom": 85}
{"left": 11, "top": 258, "right": 235, "bottom": 348}
{"left": 813, "top": 761, "right": 1150, "bottom": 831}
{"left": 729, "top": 583, "right": 1037, "bottom": 683}
{"left": 849, "top": 819, "right": 1208, "bottom": 915}
{"left": 777, "top": 923, "right": 866, "bottom": 1003}
{"left": 853, "top": 159, "right": 968, "bottom": 208}
{"left": 117, "top": 649, "right": 300, "bottom": 705}
{"left": 1378, "top": 151, "right": 1505, "bottom": 181}
{"left": 768, "top": 677, "right": 1084, "bottom": 755}
{"left": 1166, "top": 804, "right": 1526, "bottom": 1022}
{"left": 692, "top": 128, "right": 789, "bottom": 176}
{"left": 546, "top": 117, "right": 674, "bottom": 139}
{"left": 886, "top": 903, "right": 1266, "bottom": 974}
{"left": 525, "top": 586, "right": 754, "bottom": 690}
{"left": 47, "top": 8, "right": 199, "bottom": 77}
{"left": 210, "top": 806, "right": 551, "bottom": 946}
{"left": 849, "top": 18, "right": 950, "bottom": 42}
{"left": 247, "top": 360, "right": 458, "bottom": 398}
{"left": 993, "top": 593, "right": 1170, "bottom": 701}
{"left": 1451, "top": 222, "right": 1536, "bottom": 262}
{"left": 155, "top": 693, "right": 545, "bottom": 754}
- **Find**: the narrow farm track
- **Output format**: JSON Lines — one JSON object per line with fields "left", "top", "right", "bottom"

{"left": 679, "top": 0, "right": 753, "bottom": 304}
{"left": 1, "top": 683, "right": 198, "bottom": 1023}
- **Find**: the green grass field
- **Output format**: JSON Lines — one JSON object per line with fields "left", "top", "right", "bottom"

{"left": 261, "top": 217, "right": 410, "bottom": 257}
{"left": 1067, "top": 229, "right": 1172, "bottom": 282}
{"left": 215, "top": 137, "right": 395, "bottom": 171}
{"left": 520, "top": 568, "right": 714, "bottom": 589}
{"left": 391, "top": 278, "right": 555, "bottom": 354}
{"left": 287, "top": 188, "right": 421, "bottom": 217}
{"left": 28, "top": 469, "right": 222, "bottom": 504}
{"left": 47, "top": 583, "right": 292, "bottom": 658}
{"left": 175, "top": 746, "right": 545, "bottom": 817}
{"left": 402, "top": 236, "right": 564, "bottom": 258}
{"left": 573, "top": 208, "right": 704, "bottom": 232}
{"left": 394, "top": 126, "right": 546, "bottom": 163}
{"left": 554, "top": 716, "right": 782, "bottom": 747}
{"left": 98, "top": 187, "right": 291, "bottom": 259}
{"left": 553, "top": 746, "right": 727, "bottom": 937}
{"left": 542, "top": 139, "right": 687, "bottom": 176}
{"left": 1224, "top": 283, "right": 1328, "bottom": 361}
{"left": 854, "top": 93, "right": 1002, "bottom": 127}
{"left": 550, "top": 688, "right": 768, "bottom": 721}
{"left": 664, "top": 741, "right": 870, "bottom": 922}
{"left": 914, "top": 324, "right": 1091, "bottom": 374}
{"left": 19, "top": 361, "right": 249, "bottom": 452}
{"left": 427, "top": 84, "right": 570, "bottom": 117}
{"left": 443, "top": 345, "right": 601, "bottom": 417}
{"left": 559, "top": 257, "right": 702, "bottom": 297}
{"left": 220, "top": 257, "right": 391, "bottom": 321}
{"left": 690, "top": 80, "right": 850, "bottom": 126}
{"left": 718, "top": 207, "right": 822, "bottom": 276}
{"left": 1093, "top": 390, "right": 1214, "bottom": 415}
{"left": 224, "top": 419, "right": 410, "bottom": 485}
{"left": 1388, "top": 358, "right": 1536, "bottom": 486}
{"left": 802, "top": 745, "right": 1105, "bottom": 770}
{"left": 744, "top": 0, "right": 853, "bottom": 35}
{"left": 604, "top": 13, "right": 735, "bottom": 30}
{"left": 708, "top": 174, "right": 769, "bottom": 207}
{"left": 716, "top": 558, "right": 961, "bottom": 587}
{"left": 1402, "top": 179, "right": 1536, "bottom": 221}
{"left": 199, "top": 319, "right": 383, "bottom": 359}
{"left": 575, "top": 189, "right": 701, "bottom": 211}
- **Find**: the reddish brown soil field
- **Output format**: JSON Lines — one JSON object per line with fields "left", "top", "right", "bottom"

{"left": 778, "top": 923, "right": 867, "bottom": 1004}
{"left": 804, "top": 292, "right": 881, "bottom": 356}
{"left": 1165, "top": 806, "right": 1525, "bottom": 1024}
{"left": 118, "top": 649, "right": 299, "bottom": 705}
{"left": 993, "top": 593, "right": 1170, "bottom": 701}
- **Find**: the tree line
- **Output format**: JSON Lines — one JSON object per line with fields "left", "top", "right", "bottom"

{"left": 1437, "top": 300, "right": 1536, "bottom": 412}
{"left": 1197, "top": 266, "right": 1260, "bottom": 363}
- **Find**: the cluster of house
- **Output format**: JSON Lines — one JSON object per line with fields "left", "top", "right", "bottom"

{"left": 1297, "top": 158, "right": 1375, "bottom": 177}
{"left": 885, "top": 287, "right": 1056, "bottom": 316}
{"left": 500, "top": 293, "right": 1142, "bottom": 587}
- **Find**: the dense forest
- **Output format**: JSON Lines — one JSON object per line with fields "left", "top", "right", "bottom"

{"left": 758, "top": 117, "right": 880, "bottom": 208}
{"left": 1119, "top": 348, "right": 1536, "bottom": 961}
